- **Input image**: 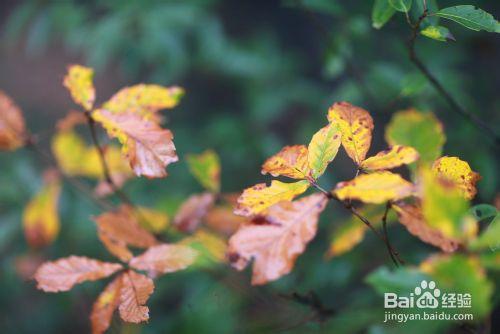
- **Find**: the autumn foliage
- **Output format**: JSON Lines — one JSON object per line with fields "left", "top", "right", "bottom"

{"left": 0, "top": 63, "right": 497, "bottom": 332}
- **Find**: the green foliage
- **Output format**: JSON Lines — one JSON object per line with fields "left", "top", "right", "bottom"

{"left": 372, "top": 0, "right": 396, "bottom": 29}
{"left": 388, "top": 0, "right": 413, "bottom": 13}
{"left": 420, "top": 25, "right": 456, "bottom": 42}
{"left": 436, "top": 5, "right": 500, "bottom": 32}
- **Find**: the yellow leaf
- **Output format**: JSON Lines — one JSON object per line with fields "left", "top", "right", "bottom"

{"left": 327, "top": 101, "right": 374, "bottom": 165}
{"left": 307, "top": 123, "right": 341, "bottom": 178}
{"left": 0, "top": 91, "right": 26, "bottom": 150}
{"left": 420, "top": 168, "right": 474, "bottom": 240}
{"left": 63, "top": 65, "right": 95, "bottom": 111}
{"left": 181, "top": 229, "right": 227, "bottom": 264}
{"left": 23, "top": 170, "right": 61, "bottom": 248}
{"left": 359, "top": 145, "right": 419, "bottom": 171}
{"left": 51, "top": 130, "right": 132, "bottom": 180}
{"left": 186, "top": 150, "right": 221, "bottom": 192}
{"left": 432, "top": 156, "right": 481, "bottom": 200}
{"left": 333, "top": 171, "right": 414, "bottom": 203}
{"left": 92, "top": 109, "right": 178, "bottom": 178}
{"left": 261, "top": 145, "right": 310, "bottom": 179}
{"left": 136, "top": 207, "right": 169, "bottom": 233}
{"left": 234, "top": 180, "right": 309, "bottom": 217}
{"left": 103, "top": 84, "right": 184, "bottom": 120}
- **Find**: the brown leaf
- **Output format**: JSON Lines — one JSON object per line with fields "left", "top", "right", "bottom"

{"left": 56, "top": 110, "right": 86, "bottom": 131}
{"left": 228, "top": 193, "right": 328, "bottom": 285}
{"left": 261, "top": 145, "right": 310, "bottom": 179}
{"left": 129, "top": 244, "right": 197, "bottom": 276}
{"left": 393, "top": 202, "right": 460, "bottom": 253}
{"left": 119, "top": 271, "right": 154, "bottom": 323}
{"left": 173, "top": 193, "right": 215, "bottom": 232}
{"left": 205, "top": 206, "right": 247, "bottom": 235}
{"left": 0, "top": 90, "right": 26, "bottom": 150}
{"left": 94, "top": 206, "right": 157, "bottom": 261}
{"left": 92, "top": 109, "right": 178, "bottom": 178}
{"left": 34, "top": 256, "right": 123, "bottom": 292}
{"left": 90, "top": 275, "right": 122, "bottom": 334}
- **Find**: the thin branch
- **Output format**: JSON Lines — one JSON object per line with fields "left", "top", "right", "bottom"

{"left": 309, "top": 180, "right": 404, "bottom": 267}
{"left": 407, "top": 9, "right": 500, "bottom": 146}
{"left": 381, "top": 201, "right": 402, "bottom": 267}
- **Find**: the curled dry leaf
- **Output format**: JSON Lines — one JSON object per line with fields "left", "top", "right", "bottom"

{"left": 22, "top": 170, "right": 61, "bottom": 248}
{"left": 334, "top": 171, "right": 414, "bottom": 204}
{"left": 118, "top": 271, "right": 154, "bottom": 323}
{"left": 186, "top": 150, "right": 221, "bottom": 192}
{"left": 173, "top": 193, "right": 215, "bottom": 232}
{"left": 63, "top": 65, "right": 95, "bottom": 111}
{"left": 94, "top": 206, "right": 157, "bottom": 262}
{"left": 90, "top": 275, "right": 122, "bottom": 334}
{"left": 393, "top": 202, "right": 460, "bottom": 252}
{"left": 228, "top": 193, "right": 328, "bottom": 285}
{"left": 261, "top": 145, "right": 310, "bottom": 179}
{"left": 327, "top": 101, "right": 374, "bottom": 165}
{"left": 92, "top": 109, "right": 178, "bottom": 178}
{"left": 103, "top": 84, "right": 184, "bottom": 120}
{"left": 359, "top": 145, "right": 419, "bottom": 171}
{"left": 205, "top": 206, "right": 247, "bottom": 235}
{"left": 129, "top": 244, "right": 198, "bottom": 276}
{"left": 432, "top": 156, "right": 481, "bottom": 200}
{"left": 234, "top": 180, "right": 309, "bottom": 217}
{"left": 307, "top": 122, "right": 342, "bottom": 178}
{"left": 0, "top": 90, "right": 26, "bottom": 150}
{"left": 34, "top": 256, "right": 123, "bottom": 292}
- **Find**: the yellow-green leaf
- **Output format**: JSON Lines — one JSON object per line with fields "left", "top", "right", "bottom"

{"left": 307, "top": 123, "right": 341, "bottom": 178}
{"left": 181, "top": 229, "right": 227, "bottom": 264}
{"left": 136, "top": 207, "right": 169, "bottom": 233}
{"left": 421, "top": 25, "right": 456, "bottom": 42}
{"left": 103, "top": 84, "right": 184, "bottom": 120}
{"left": 63, "top": 65, "right": 95, "bottom": 111}
{"left": 23, "top": 170, "right": 61, "bottom": 248}
{"left": 420, "top": 168, "right": 474, "bottom": 240}
{"left": 327, "top": 101, "right": 374, "bottom": 165}
{"left": 359, "top": 145, "right": 419, "bottom": 171}
{"left": 234, "top": 180, "right": 309, "bottom": 217}
{"left": 261, "top": 145, "right": 310, "bottom": 179}
{"left": 186, "top": 150, "right": 221, "bottom": 192}
{"left": 385, "top": 109, "right": 445, "bottom": 165}
{"left": 333, "top": 171, "right": 414, "bottom": 204}
{"left": 432, "top": 156, "right": 481, "bottom": 200}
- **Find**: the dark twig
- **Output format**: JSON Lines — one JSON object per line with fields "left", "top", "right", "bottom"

{"left": 407, "top": 9, "right": 500, "bottom": 146}
{"left": 309, "top": 179, "right": 404, "bottom": 267}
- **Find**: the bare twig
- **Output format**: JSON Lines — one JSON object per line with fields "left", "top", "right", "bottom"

{"left": 407, "top": 9, "right": 500, "bottom": 146}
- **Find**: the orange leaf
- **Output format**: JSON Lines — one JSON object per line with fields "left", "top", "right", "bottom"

{"left": 56, "top": 110, "right": 86, "bottom": 131}
{"left": 94, "top": 206, "right": 157, "bottom": 261}
{"left": 228, "top": 193, "right": 328, "bottom": 285}
{"left": 393, "top": 202, "right": 460, "bottom": 253}
{"left": 0, "top": 90, "right": 26, "bottom": 150}
{"left": 129, "top": 244, "right": 197, "bottom": 276}
{"left": 90, "top": 275, "right": 122, "bottom": 334}
{"left": 327, "top": 101, "right": 373, "bottom": 165}
{"left": 261, "top": 145, "right": 310, "bottom": 179}
{"left": 205, "top": 206, "right": 247, "bottom": 235}
{"left": 92, "top": 109, "right": 178, "bottom": 178}
{"left": 173, "top": 193, "right": 215, "bottom": 232}
{"left": 118, "top": 271, "right": 154, "bottom": 323}
{"left": 34, "top": 256, "right": 123, "bottom": 292}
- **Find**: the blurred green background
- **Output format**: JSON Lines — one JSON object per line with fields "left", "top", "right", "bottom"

{"left": 0, "top": 0, "right": 498, "bottom": 333}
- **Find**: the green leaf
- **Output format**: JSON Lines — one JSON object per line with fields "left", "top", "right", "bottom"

{"left": 372, "top": 0, "right": 396, "bottom": 29}
{"left": 385, "top": 109, "right": 445, "bottom": 166}
{"left": 420, "top": 25, "right": 456, "bottom": 42}
{"left": 469, "top": 215, "right": 500, "bottom": 251}
{"left": 366, "top": 266, "right": 428, "bottom": 296}
{"left": 435, "top": 5, "right": 500, "bottom": 33}
{"left": 470, "top": 204, "right": 497, "bottom": 222}
{"left": 421, "top": 254, "right": 494, "bottom": 318}
{"left": 388, "top": 0, "right": 412, "bottom": 13}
